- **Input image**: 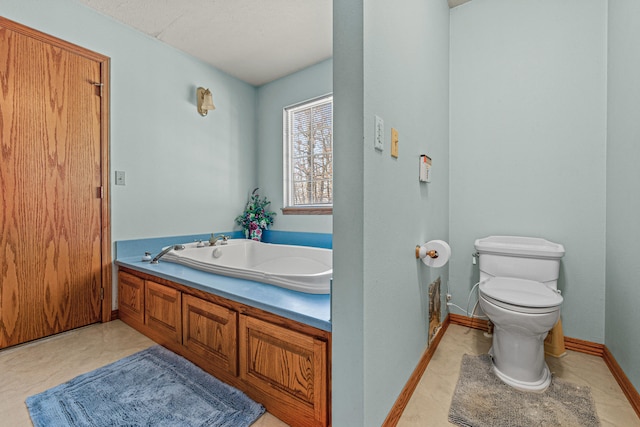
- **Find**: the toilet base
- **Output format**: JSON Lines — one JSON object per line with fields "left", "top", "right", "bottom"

{"left": 479, "top": 292, "right": 560, "bottom": 394}
{"left": 489, "top": 352, "right": 552, "bottom": 393}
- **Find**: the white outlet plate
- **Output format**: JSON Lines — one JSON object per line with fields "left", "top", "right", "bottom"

{"left": 374, "top": 115, "right": 384, "bottom": 151}
{"left": 115, "top": 170, "right": 126, "bottom": 186}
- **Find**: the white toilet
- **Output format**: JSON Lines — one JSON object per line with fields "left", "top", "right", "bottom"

{"left": 475, "top": 235, "right": 565, "bottom": 392}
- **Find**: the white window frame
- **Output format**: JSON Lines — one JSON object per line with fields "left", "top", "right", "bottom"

{"left": 282, "top": 94, "right": 333, "bottom": 215}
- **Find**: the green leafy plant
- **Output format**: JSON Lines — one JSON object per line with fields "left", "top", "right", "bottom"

{"left": 235, "top": 188, "right": 276, "bottom": 240}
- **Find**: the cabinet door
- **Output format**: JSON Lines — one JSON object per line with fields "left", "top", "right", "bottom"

{"left": 182, "top": 295, "right": 237, "bottom": 376}
{"left": 239, "top": 315, "right": 327, "bottom": 427}
{"left": 145, "top": 280, "right": 182, "bottom": 343}
{"left": 118, "top": 271, "right": 144, "bottom": 324}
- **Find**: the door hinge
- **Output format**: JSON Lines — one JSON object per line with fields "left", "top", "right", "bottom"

{"left": 97, "top": 186, "right": 104, "bottom": 199}
{"left": 91, "top": 81, "right": 104, "bottom": 97}
{"left": 100, "top": 287, "right": 104, "bottom": 300}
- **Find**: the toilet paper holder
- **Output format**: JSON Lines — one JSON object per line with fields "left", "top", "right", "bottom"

{"left": 415, "top": 240, "right": 451, "bottom": 268}
{"left": 415, "top": 246, "right": 439, "bottom": 259}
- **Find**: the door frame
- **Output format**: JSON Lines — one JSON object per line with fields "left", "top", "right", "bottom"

{"left": 0, "top": 17, "right": 112, "bottom": 322}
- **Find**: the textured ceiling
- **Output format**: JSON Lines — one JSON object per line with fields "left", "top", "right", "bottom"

{"left": 448, "top": 0, "right": 473, "bottom": 8}
{"left": 77, "top": 0, "right": 470, "bottom": 86}
{"left": 76, "top": 0, "right": 333, "bottom": 86}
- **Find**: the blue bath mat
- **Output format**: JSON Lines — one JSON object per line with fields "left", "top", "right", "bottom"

{"left": 26, "top": 345, "right": 265, "bottom": 427}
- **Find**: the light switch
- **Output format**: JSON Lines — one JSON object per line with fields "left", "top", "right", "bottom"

{"left": 374, "top": 115, "right": 384, "bottom": 151}
{"left": 115, "top": 170, "right": 126, "bottom": 186}
{"left": 391, "top": 128, "right": 399, "bottom": 158}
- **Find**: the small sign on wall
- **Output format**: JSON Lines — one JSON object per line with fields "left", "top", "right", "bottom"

{"left": 419, "top": 154, "right": 432, "bottom": 183}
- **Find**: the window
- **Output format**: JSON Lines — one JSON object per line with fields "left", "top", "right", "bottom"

{"left": 283, "top": 94, "right": 333, "bottom": 214}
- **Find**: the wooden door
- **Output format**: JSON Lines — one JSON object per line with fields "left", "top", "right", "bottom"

{"left": 0, "top": 18, "right": 110, "bottom": 348}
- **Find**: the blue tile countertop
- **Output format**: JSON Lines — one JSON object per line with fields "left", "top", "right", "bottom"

{"left": 115, "top": 232, "right": 332, "bottom": 332}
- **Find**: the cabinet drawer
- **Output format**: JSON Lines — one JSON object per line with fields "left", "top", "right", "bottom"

{"left": 182, "top": 294, "right": 238, "bottom": 376}
{"left": 239, "top": 315, "right": 327, "bottom": 427}
{"left": 145, "top": 280, "right": 182, "bottom": 343}
{"left": 118, "top": 271, "right": 144, "bottom": 324}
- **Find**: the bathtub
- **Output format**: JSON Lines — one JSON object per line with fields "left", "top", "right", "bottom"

{"left": 159, "top": 240, "right": 332, "bottom": 294}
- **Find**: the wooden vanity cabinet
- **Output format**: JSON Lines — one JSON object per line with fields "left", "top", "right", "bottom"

{"left": 116, "top": 267, "right": 331, "bottom": 427}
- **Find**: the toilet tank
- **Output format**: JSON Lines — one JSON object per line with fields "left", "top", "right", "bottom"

{"left": 474, "top": 236, "right": 565, "bottom": 288}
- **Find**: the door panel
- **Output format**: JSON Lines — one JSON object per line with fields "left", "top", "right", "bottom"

{"left": 145, "top": 281, "right": 182, "bottom": 344}
{"left": 0, "top": 23, "right": 103, "bottom": 348}
{"left": 182, "top": 294, "right": 238, "bottom": 376}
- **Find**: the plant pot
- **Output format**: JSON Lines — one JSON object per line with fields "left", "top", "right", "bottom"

{"left": 245, "top": 222, "right": 263, "bottom": 241}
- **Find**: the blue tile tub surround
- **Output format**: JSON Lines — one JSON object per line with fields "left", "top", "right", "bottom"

{"left": 115, "top": 231, "right": 332, "bottom": 332}
{"left": 261, "top": 230, "right": 332, "bottom": 249}
{"left": 115, "top": 231, "right": 332, "bottom": 259}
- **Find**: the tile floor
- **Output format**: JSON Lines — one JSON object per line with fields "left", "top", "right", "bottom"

{"left": 398, "top": 323, "right": 640, "bottom": 427}
{"left": 0, "top": 320, "right": 638, "bottom": 426}
{"left": 0, "top": 320, "right": 286, "bottom": 427}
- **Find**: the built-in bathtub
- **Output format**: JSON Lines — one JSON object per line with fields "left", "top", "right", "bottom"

{"left": 115, "top": 235, "right": 332, "bottom": 427}
{"left": 115, "top": 232, "right": 331, "bottom": 332}
{"left": 159, "top": 240, "right": 332, "bottom": 294}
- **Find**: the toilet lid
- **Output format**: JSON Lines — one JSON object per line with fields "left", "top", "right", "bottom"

{"left": 479, "top": 277, "right": 563, "bottom": 308}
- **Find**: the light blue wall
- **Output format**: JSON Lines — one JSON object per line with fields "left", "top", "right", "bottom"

{"left": 333, "top": 0, "right": 450, "bottom": 425}
{"left": 606, "top": 0, "right": 640, "bottom": 394}
{"left": 3, "top": 0, "right": 258, "bottom": 309}
{"left": 3, "top": 0, "right": 258, "bottom": 241}
{"left": 9, "top": 0, "right": 638, "bottom": 422}
{"left": 256, "top": 59, "right": 333, "bottom": 233}
{"left": 333, "top": 0, "right": 365, "bottom": 423}
{"left": 449, "top": 0, "right": 607, "bottom": 342}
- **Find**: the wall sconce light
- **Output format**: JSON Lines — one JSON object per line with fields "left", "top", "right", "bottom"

{"left": 197, "top": 87, "right": 216, "bottom": 116}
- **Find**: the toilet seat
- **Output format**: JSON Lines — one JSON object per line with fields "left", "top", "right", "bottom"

{"left": 479, "top": 277, "right": 563, "bottom": 314}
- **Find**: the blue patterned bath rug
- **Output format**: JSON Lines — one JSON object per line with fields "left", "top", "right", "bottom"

{"left": 26, "top": 345, "right": 265, "bottom": 427}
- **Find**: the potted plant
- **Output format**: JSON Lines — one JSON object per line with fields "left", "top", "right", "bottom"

{"left": 235, "top": 188, "right": 276, "bottom": 241}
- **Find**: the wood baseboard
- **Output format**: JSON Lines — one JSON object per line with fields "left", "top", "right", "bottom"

{"left": 603, "top": 346, "right": 640, "bottom": 419}
{"left": 448, "top": 312, "right": 490, "bottom": 331}
{"left": 381, "top": 317, "right": 451, "bottom": 427}
{"left": 449, "top": 314, "right": 605, "bottom": 355}
{"left": 564, "top": 336, "right": 604, "bottom": 356}
{"left": 110, "top": 310, "right": 119, "bottom": 321}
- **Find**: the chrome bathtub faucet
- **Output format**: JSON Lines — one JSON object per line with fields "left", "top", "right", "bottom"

{"left": 209, "top": 234, "right": 230, "bottom": 246}
{"left": 150, "top": 244, "right": 185, "bottom": 264}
